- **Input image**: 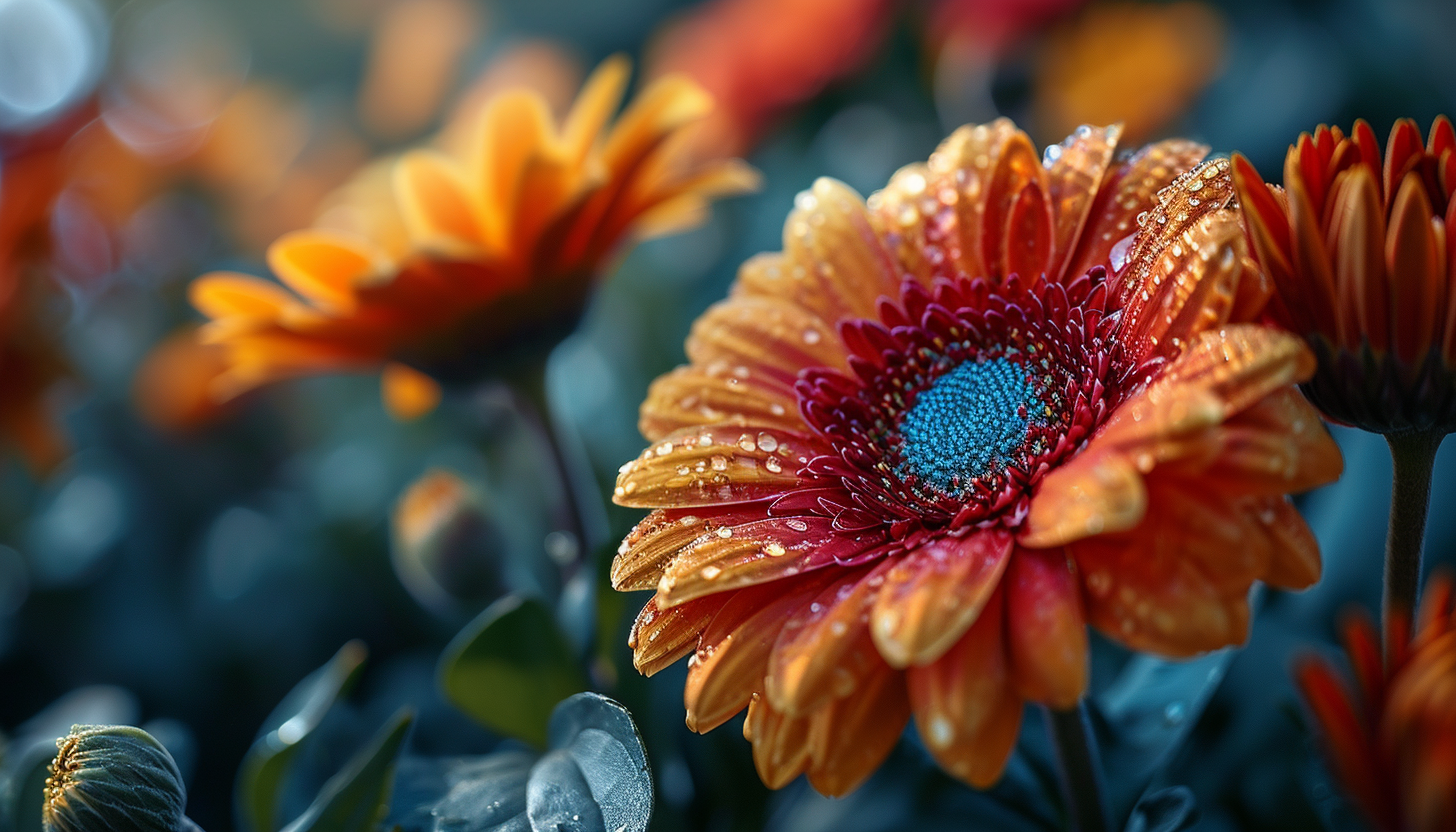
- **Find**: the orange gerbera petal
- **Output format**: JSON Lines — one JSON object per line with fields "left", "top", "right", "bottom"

{"left": 614, "top": 425, "right": 811, "bottom": 509}
{"left": 804, "top": 660, "right": 910, "bottom": 797}
{"left": 629, "top": 593, "right": 726, "bottom": 677}
{"left": 1071, "top": 487, "right": 1252, "bottom": 656}
{"left": 265, "top": 230, "right": 378, "bottom": 313}
{"left": 638, "top": 365, "right": 804, "bottom": 441}
{"left": 743, "top": 696, "right": 813, "bottom": 789}
{"left": 766, "top": 562, "right": 892, "bottom": 716}
{"left": 191, "top": 273, "right": 308, "bottom": 322}
{"left": 907, "top": 588, "right": 1023, "bottom": 788}
{"left": 394, "top": 150, "right": 487, "bottom": 256}
{"left": 1004, "top": 547, "right": 1088, "bottom": 708}
{"left": 870, "top": 528, "right": 1014, "bottom": 668}
{"left": 652, "top": 516, "right": 879, "bottom": 607}
{"left": 735, "top": 179, "right": 899, "bottom": 326}
{"left": 685, "top": 294, "right": 849, "bottom": 389}
{"left": 685, "top": 574, "right": 834, "bottom": 732}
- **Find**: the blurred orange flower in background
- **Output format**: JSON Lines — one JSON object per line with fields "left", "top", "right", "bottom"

{"left": 611, "top": 120, "right": 1340, "bottom": 794}
{"left": 1299, "top": 573, "right": 1456, "bottom": 832}
{"left": 0, "top": 130, "right": 83, "bottom": 472}
{"left": 647, "top": 0, "right": 893, "bottom": 156}
{"left": 1033, "top": 1, "right": 1224, "bottom": 145}
{"left": 190, "top": 56, "right": 758, "bottom": 420}
{"left": 1233, "top": 117, "right": 1456, "bottom": 435}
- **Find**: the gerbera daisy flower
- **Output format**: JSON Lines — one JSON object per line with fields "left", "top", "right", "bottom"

{"left": 1299, "top": 572, "right": 1456, "bottom": 832}
{"left": 611, "top": 120, "right": 1342, "bottom": 795}
{"left": 1233, "top": 118, "right": 1455, "bottom": 652}
{"left": 189, "top": 57, "right": 758, "bottom": 419}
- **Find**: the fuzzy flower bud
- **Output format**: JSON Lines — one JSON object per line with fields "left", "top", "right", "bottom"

{"left": 43, "top": 725, "right": 187, "bottom": 832}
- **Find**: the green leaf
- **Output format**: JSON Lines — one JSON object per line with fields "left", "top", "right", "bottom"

{"left": 281, "top": 709, "right": 413, "bottom": 832}
{"left": 438, "top": 596, "right": 589, "bottom": 747}
{"left": 9, "top": 742, "right": 53, "bottom": 832}
{"left": 236, "top": 641, "right": 368, "bottom": 832}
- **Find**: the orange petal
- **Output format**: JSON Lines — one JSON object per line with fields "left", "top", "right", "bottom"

{"left": 766, "top": 560, "right": 893, "bottom": 716}
{"left": 613, "top": 424, "right": 810, "bottom": 509}
{"left": 1284, "top": 147, "right": 1344, "bottom": 345}
{"left": 629, "top": 593, "right": 726, "bottom": 676}
{"left": 871, "top": 119, "right": 1026, "bottom": 283}
{"left": 685, "top": 294, "right": 850, "bottom": 389}
{"left": 685, "top": 573, "right": 835, "bottom": 732}
{"left": 638, "top": 365, "right": 804, "bottom": 442}
{"left": 907, "top": 588, "right": 1023, "bottom": 788}
{"left": 1001, "top": 176, "right": 1053, "bottom": 282}
{"left": 612, "top": 506, "right": 746, "bottom": 592}
{"left": 735, "top": 178, "right": 900, "bottom": 326}
{"left": 653, "top": 515, "right": 880, "bottom": 607}
{"left": 744, "top": 696, "right": 813, "bottom": 789}
{"left": 1023, "top": 448, "right": 1148, "bottom": 548}
{"left": 470, "top": 90, "right": 556, "bottom": 250}
{"left": 1297, "top": 657, "right": 1396, "bottom": 829}
{"left": 1250, "top": 495, "right": 1322, "bottom": 590}
{"left": 190, "top": 273, "right": 303, "bottom": 322}
{"left": 804, "top": 660, "right": 909, "bottom": 797}
{"left": 1386, "top": 171, "right": 1443, "bottom": 364}
{"left": 1383, "top": 118, "right": 1426, "bottom": 204}
{"left": 979, "top": 127, "right": 1046, "bottom": 283}
{"left": 380, "top": 362, "right": 441, "bottom": 421}
{"left": 1326, "top": 165, "right": 1389, "bottom": 352}
{"left": 1071, "top": 495, "right": 1252, "bottom": 656}
{"left": 870, "top": 528, "right": 1014, "bottom": 668}
{"left": 1182, "top": 387, "right": 1342, "bottom": 498}
{"left": 1150, "top": 325, "right": 1314, "bottom": 420}
{"left": 1005, "top": 547, "right": 1088, "bottom": 708}
{"left": 559, "top": 54, "right": 630, "bottom": 164}
{"left": 394, "top": 149, "right": 487, "bottom": 256}
{"left": 266, "top": 231, "right": 377, "bottom": 313}
{"left": 1063, "top": 138, "right": 1208, "bottom": 281}
{"left": 1044, "top": 123, "right": 1122, "bottom": 281}
{"left": 601, "top": 73, "right": 713, "bottom": 171}
{"left": 1119, "top": 208, "right": 1264, "bottom": 362}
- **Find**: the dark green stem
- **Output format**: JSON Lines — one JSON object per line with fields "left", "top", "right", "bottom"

{"left": 506, "top": 359, "right": 608, "bottom": 558}
{"left": 1043, "top": 702, "right": 1110, "bottom": 832}
{"left": 1383, "top": 430, "right": 1443, "bottom": 664}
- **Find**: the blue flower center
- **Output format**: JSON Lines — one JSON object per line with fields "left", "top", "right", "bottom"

{"left": 898, "top": 358, "right": 1040, "bottom": 495}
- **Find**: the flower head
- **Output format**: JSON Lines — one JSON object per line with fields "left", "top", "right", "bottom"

{"left": 612, "top": 119, "right": 1342, "bottom": 794}
{"left": 190, "top": 57, "right": 757, "bottom": 417}
{"left": 1299, "top": 573, "right": 1456, "bottom": 832}
{"left": 1233, "top": 117, "right": 1456, "bottom": 434}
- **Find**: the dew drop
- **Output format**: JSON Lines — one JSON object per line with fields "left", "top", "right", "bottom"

{"left": 786, "top": 519, "right": 809, "bottom": 532}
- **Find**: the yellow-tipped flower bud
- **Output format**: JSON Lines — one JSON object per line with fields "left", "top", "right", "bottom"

{"left": 43, "top": 725, "right": 187, "bottom": 832}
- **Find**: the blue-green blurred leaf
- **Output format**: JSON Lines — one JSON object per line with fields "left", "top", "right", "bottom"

{"left": 438, "top": 596, "right": 588, "bottom": 747}
{"left": 542, "top": 693, "right": 651, "bottom": 832}
{"left": 1123, "top": 787, "right": 1197, "bottom": 832}
{"left": 389, "top": 752, "right": 535, "bottom": 832}
{"left": 237, "top": 641, "right": 368, "bottom": 832}
{"left": 281, "top": 708, "right": 413, "bottom": 832}
{"left": 385, "top": 694, "right": 650, "bottom": 832}
{"left": 1094, "top": 649, "right": 1235, "bottom": 821}
{"left": 8, "top": 742, "right": 52, "bottom": 832}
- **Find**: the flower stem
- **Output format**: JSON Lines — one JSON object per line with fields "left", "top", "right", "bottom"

{"left": 1043, "top": 701, "right": 1110, "bottom": 832}
{"left": 1383, "top": 430, "right": 1443, "bottom": 664}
